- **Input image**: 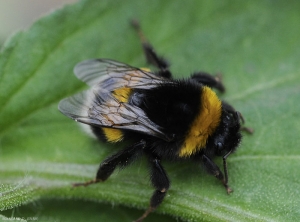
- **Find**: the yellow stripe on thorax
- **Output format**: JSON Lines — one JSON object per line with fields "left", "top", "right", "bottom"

{"left": 179, "top": 86, "right": 222, "bottom": 157}
{"left": 102, "top": 87, "right": 133, "bottom": 142}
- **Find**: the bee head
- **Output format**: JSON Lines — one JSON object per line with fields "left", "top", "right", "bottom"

{"left": 211, "top": 110, "right": 242, "bottom": 157}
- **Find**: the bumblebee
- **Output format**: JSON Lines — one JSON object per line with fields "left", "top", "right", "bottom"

{"left": 58, "top": 20, "right": 252, "bottom": 222}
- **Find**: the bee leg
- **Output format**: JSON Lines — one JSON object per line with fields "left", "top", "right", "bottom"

{"left": 202, "top": 154, "right": 233, "bottom": 194}
{"left": 131, "top": 19, "right": 172, "bottom": 79}
{"left": 191, "top": 72, "right": 225, "bottom": 93}
{"left": 134, "top": 157, "right": 170, "bottom": 222}
{"left": 73, "top": 140, "right": 145, "bottom": 187}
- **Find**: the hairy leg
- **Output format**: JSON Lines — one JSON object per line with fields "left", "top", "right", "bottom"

{"left": 131, "top": 19, "right": 172, "bottom": 79}
{"left": 73, "top": 140, "right": 145, "bottom": 187}
{"left": 202, "top": 154, "right": 232, "bottom": 194}
{"left": 135, "top": 156, "right": 170, "bottom": 222}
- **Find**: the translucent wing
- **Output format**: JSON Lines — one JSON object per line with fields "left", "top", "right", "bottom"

{"left": 59, "top": 59, "right": 172, "bottom": 141}
{"left": 58, "top": 88, "right": 170, "bottom": 140}
{"left": 74, "top": 59, "right": 164, "bottom": 89}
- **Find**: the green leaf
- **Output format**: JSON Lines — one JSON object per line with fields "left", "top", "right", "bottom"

{"left": 1, "top": 0, "right": 300, "bottom": 221}
{"left": 0, "top": 214, "right": 26, "bottom": 222}
{"left": 1, "top": 199, "right": 174, "bottom": 222}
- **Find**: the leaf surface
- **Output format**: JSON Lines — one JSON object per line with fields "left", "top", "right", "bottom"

{"left": 1, "top": 0, "right": 300, "bottom": 221}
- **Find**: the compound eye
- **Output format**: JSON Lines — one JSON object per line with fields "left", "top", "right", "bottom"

{"left": 217, "top": 142, "right": 223, "bottom": 151}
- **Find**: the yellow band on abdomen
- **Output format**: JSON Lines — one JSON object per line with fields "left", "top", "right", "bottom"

{"left": 101, "top": 87, "right": 133, "bottom": 142}
{"left": 102, "top": 127, "right": 124, "bottom": 142}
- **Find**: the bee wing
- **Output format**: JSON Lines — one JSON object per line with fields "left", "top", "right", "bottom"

{"left": 74, "top": 59, "right": 165, "bottom": 89}
{"left": 60, "top": 59, "right": 173, "bottom": 141}
{"left": 58, "top": 87, "right": 171, "bottom": 141}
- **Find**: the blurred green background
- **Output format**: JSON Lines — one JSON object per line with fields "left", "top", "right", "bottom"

{"left": 0, "top": 0, "right": 77, "bottom": 44}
